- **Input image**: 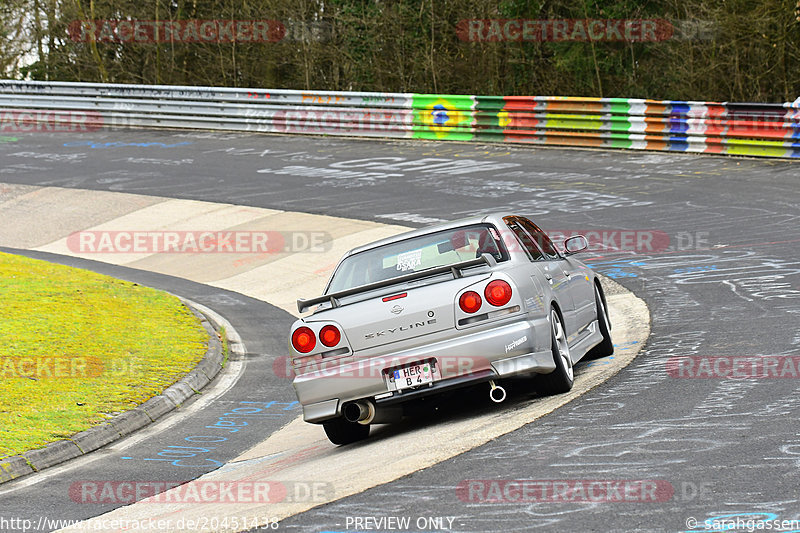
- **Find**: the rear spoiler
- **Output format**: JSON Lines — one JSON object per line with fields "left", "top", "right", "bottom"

{"left": 297, "top": 253, "right": 497, "bottom": 314}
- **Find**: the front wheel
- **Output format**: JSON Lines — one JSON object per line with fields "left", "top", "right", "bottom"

{"left": 536, "top": 308, "right": 574, "bottom": 395}
{"left": 322, "top": 417, "right": 370, "bottom": 445}
{"left": 586, "top": 285, "right": 614, "bottom": 359}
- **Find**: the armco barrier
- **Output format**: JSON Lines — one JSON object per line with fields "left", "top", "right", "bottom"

{"left": 1, "top": 80, "right": 798, "bottom": 158}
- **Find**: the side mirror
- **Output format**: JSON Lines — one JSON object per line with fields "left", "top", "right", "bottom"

{"left": 564, "top": 235, "right": 588, "bottom": 255}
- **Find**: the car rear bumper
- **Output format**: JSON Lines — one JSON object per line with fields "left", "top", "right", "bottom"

{"left": 294, "top": 316, "right": 555, "bottom": 423}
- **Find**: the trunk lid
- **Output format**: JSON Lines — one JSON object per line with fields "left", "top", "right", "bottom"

{"left": 309, "top": 273, "right": 490, "bottom": 352}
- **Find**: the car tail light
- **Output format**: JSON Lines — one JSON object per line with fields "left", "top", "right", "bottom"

{"left": 485, "top": 280, "right": 512, "bottom": 307}
{"left": 291, "top": 326, "right": 316, "bottom": 353}
{"left": 459, "top": 291, "right": 482, "bottom": 314}
{"left": 319, "top": 325, "right": 341, "bottom": 347}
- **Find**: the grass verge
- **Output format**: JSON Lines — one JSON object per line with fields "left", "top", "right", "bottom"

{"left": 0, "top": 252, "right": 208, "bottom": 459}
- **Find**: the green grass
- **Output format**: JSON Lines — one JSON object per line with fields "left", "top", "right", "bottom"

{"left": 0, "top": 252, "right": 208, "bottom": 459}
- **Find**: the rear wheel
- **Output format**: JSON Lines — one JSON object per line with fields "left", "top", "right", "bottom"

{"left": 322, "top": 417, "right": 370, "bottom": 445}
{"left": 537, "top": 308, "right": 574, "bottom": 395}
{"left": 586, "top": 285, "right": 614, "bottom": 359}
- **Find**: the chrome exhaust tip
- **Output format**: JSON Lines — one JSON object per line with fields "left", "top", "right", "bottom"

{"left": 489, "top": 380, "right": 507, "bottom": 403}
{"left": 343, "top": 401, "right": 372, "bottom": 423}
{"left": 343, "top": 400, "right": 402, "bottom": 425}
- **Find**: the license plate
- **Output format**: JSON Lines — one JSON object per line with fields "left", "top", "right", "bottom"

{"left": 392, "top": 363, "right": 434, "bottom": 391}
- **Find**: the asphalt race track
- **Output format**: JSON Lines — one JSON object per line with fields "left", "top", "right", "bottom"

{"left": 1, "top": 129, "right": 799, "bottom": 532}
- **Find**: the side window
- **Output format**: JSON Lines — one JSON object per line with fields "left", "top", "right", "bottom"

{"left": 506, "top": 221, "right": 545, "bottom": 261}
{"left": 520, "top": 218, "right": 560, "bottom": 260}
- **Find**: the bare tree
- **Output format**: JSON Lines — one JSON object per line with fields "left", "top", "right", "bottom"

{"left": 0, "top": 0, "right": 796, "bottom": 102}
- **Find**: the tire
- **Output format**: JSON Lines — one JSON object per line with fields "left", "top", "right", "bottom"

{"left": 322, "top": 417, "right": 370, "bottom": 446}
{"left": 586, "top": 284, "right": 614, "bottom": 359}
{"left": 536, "top": 308, "right": 575, "bottom": 395}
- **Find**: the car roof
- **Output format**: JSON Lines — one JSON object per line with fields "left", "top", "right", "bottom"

{"left": 345, "top": 212, "right": 516, "bottom": 257}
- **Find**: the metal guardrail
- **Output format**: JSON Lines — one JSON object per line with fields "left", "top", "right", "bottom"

{"left": 1, "top": 80, "right": 799, "bottom": 158}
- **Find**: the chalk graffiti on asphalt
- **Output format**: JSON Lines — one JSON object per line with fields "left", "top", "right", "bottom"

{"left": 121, "top": 401, "right": 299, "bottom": 468}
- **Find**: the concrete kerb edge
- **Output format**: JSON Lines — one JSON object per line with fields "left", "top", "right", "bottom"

{"left": 0, "top": 296, "right": 227, "bottom": 485}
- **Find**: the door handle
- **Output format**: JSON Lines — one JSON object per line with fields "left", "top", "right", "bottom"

{"left": 563, "top": 270, "right": 572, "bottom": 277}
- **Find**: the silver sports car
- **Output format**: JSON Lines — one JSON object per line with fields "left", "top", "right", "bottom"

{"left": 289, "top": 213, "right": 613, "bottom": 445}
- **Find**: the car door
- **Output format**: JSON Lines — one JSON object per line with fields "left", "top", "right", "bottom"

{"left": 520, "top": 217, "right": 597, "bottom": 333}
{"left": 560, "top": 254, "right": 596, "bottom": 333}
{"left": 505, "top": 218, "right": 577, "bottom": 337}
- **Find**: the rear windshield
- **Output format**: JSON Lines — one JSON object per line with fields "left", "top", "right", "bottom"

{"left": 327, "top": 224, "right": 509, "bottom": 293}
